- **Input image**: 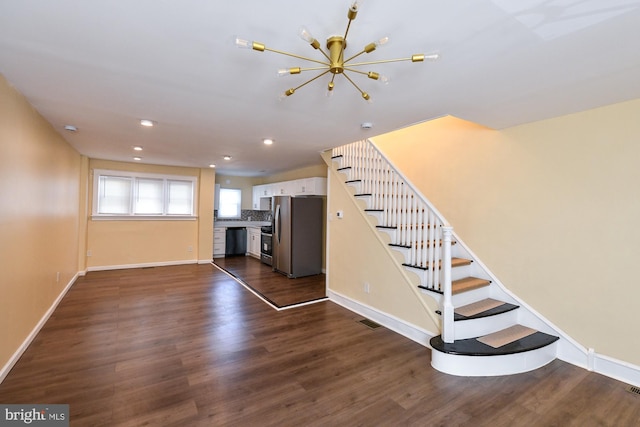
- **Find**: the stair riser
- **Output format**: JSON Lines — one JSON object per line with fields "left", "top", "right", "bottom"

{"left": 430, "top": 341, "right": 558, "bottom": 376}
{"left": 454, "top": 310, "right": 519, "bottom": 340}
{"left": 403, "top": 264, "right": 474, "bottom": 283}
{"left": 365, "top": 210, "right": 384, "bottom": 225}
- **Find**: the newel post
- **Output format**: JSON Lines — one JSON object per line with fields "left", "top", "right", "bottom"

{"left": 441, "top": 226, "right": 454, "bottom": 343}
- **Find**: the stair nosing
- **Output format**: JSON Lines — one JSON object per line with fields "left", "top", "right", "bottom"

{"left": 454, "top": 301, "right": 519, "bottom": 321}
{"left": 429, "top": 331, "right": 559, "bottom": 356}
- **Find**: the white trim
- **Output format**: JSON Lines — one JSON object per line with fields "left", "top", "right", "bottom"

{"left": 211, "top": 262, "right": 328, "bottom": 311}
{"left": 198, "top": 259, "right": 213, "bottom": 265}
{"left": 590, "top": 352, "right": 640, "bottom": 388}
{"left": 87, "top": 259, "right": 198, "bottom": 272}
{"left": 0, "top": 273, "right": 78, "bottom": 384}
{"left": 328, "top": 289, "right": 437, "bottom": 347}
{"left": 90, "top": 215, "right": 197, "bottom": 221}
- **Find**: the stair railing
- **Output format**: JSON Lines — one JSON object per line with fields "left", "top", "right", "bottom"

{"left": 333, "top": 139, "right": 455, "bottom": 343}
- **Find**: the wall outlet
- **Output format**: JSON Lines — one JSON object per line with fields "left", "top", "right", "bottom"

{"left": 187, "top": 245, "right": 193, "bottom": 252}
{"left": 86, "top": 250, "right": 92, "bottom": 257}
{"left": 364, "top": 282, "right": 370, "bottom": 294}
{"left": 336, "top": 210, "right": 344, "bottom": 219}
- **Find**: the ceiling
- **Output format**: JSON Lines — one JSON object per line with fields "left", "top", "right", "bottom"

{"left": 1, "top": 1, "right": 639, "bottom": 177}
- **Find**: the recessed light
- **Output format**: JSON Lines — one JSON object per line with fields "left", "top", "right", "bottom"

{"left": 140, "top": 119, "right": 154, "bottom": 127}
{"left": 64, "top": 125, "right": 78, "bottom": 132}
{"left": 223, "top": 155, "right": 232, "bottom": 161}
{"left": 361, "top": 122, "right": 373, "bottom": 129}
{"left": 209, "top": 164, "right": 216, "bottom": 168}
{"left": 133, "top": 146, "right": 143, "bottom": 151}
{"left": 133, "top": 156, "right": 142, "bottom": 161}
{"left": 263, "top": 138, "right": 274, "bottom": 145}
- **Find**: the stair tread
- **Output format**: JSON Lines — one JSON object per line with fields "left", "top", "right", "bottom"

{"left": 430, "top": 328, "right": 559, "bottom": 356}
{"left": 454, "top": 298, "right": 519, "bottom": 321}
{"left": 452, "top": 277, "right": 491, "bottom": 294}
{"left": 402, "top": 257, "right": 472, "bottom": 270}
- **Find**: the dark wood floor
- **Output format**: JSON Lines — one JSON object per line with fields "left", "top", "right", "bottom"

{"left": 213, "top": 256, "right": 326, "bottom": 308}
{"left": 1, "top": 264, "right": 639, "bottom": 426}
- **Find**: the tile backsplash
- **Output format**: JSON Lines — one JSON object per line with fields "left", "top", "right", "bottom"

{"left": 214, "top": 209, "right": 272, "bottom": 223}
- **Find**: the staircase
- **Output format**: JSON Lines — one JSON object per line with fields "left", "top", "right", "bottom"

{"left": 331, "top": 140, "right": 560, "bottom": 376}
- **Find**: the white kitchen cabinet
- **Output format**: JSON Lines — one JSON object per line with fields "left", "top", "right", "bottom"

{"left": 272, "top": 180, "right": 294, "bottom": 196}
{"left": 213, "top": 227, "right": 226, "bottom": 258}
{"left": 246, "top": 227, "right": 261, "bottom": 258}
{"left": 252, "top": 184, "right": 273, "bottom": 210}
{"left": 253, "top": 177, "right": 326, "bottom": 202}
{"left": 293, "top": 177, "right": 327, "bottom": 196}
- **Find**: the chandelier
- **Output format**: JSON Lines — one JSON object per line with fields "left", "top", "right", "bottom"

{"left": 234, "top": 0, "right": 439, "bottom": 102}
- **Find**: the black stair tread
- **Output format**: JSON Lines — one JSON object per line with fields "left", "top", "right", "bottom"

{"left": 336, "top": 166, "right": 351, "bottom": 171}
{"left": 430, "top": 331, "right": 559, "bottom": 356}
{"left": 331, "top": 155, "right": 343, "bottom": 159}
{"left": 354, "top": 193, "right": 372, "bottom": 197}
{"left": 454, "top": 301, "right": 519, "bottom": 321}
{"left": 345, "top": 179, "right": 361, "bottom": 183}
{"left": 364, "top": 209, "right": 384, "bottom": 212}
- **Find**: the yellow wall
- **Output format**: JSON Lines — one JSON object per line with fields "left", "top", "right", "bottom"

{"left": 257, "top": 164, "right": 327, "bottom": 184}
{"left": 0, "top": 75, "right": 82, "bottom": 370}
{"left": 86, "top": 159, "right": 214, "bottom": 268}
{"left": 325, "top": 152, "right": 439, "bottom": 335}
{"left": 372, "top": 99, "right": 640, "bottom": 365}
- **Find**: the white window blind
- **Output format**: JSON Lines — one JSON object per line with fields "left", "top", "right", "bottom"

{"left": 93, "top": 169, "right": 197, "bottom": 218}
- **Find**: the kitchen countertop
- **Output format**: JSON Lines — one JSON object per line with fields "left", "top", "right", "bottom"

{"left": 214, "top": 221, "right": 271, "bottom": 228}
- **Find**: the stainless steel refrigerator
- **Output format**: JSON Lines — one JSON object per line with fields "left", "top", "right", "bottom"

{"left": 272, "top": 196, "right": 323, "bottom": 278}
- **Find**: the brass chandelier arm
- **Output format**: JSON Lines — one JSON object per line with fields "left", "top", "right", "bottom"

{"left": 289, "top": 69, "right": 333, "bottom": 93}
{"left": 342, "top": 67, "right": 373, "bottom": 77}
{"left": 341, "top": 72, "right": 370, "bottom": 100}
{"left": 346, "top": 56, "right": 419, "bottom": 67}
{"left": 262, "top": 46, "right": 329, "bottom": 67}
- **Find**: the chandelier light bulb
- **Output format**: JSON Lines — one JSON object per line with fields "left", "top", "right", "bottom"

{"left": 234, "top": 36, "right": 253, "bottom": 49}
{"left": 375, "top": 36, "right": 389, "bottom": 48}
{"left": 379, "top": 74, "right": 391, "bottom": 85}
{"left": 350, "top": 0, "right": 364, "bottom": 12}
{"left": 298, "top": 26, "right": 314, "bottom": 43}
{"left": 277, "top": 68, "right": 289, "bottom": 77}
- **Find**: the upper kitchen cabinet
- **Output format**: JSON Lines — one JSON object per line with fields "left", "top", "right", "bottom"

{"left": 293, "top": 177, "right": 327, "bottom": 196}
{"left": 252, "top": 184, "right": 272, "bottom": 210}
{"left": 253, "top": 177, "right": 326, "bottom": 205}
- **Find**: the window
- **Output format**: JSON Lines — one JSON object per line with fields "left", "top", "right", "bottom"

{"left": 93, "top": 169, "right": 196, "bottom": 218}
{"left": 218, "top": 188, "right": 242, "bottom": 219}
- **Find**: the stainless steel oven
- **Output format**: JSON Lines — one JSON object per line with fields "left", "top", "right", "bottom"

{"left": 260, "top": 226, "right": 273, "bottom": 266}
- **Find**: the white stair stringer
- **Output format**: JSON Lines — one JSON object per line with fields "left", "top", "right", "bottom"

{"left": 431, "top": 340, "right": 559, "bottom": 377}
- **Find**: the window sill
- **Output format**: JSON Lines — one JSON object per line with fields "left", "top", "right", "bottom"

{"left": 91, "top": 215, "right": 198, "bottom": 221}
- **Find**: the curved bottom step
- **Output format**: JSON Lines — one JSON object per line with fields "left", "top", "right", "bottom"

{"left": 430, "top": 331, "right": 559, "bottom": 376}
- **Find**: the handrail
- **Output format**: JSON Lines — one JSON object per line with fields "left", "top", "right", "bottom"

{"left": 333, "top": 139, "right": 454, "bottom": 342}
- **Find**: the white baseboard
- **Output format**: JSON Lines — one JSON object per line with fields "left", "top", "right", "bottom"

{"left": 328, "top": 291, "right": 640, "bottom": 387}
{"left": 0, "top": 273, "right": 79, "bottom": 384}
{"left": 588, "top": 351, "right": 640, "bottom": 388}
{"left": 86, "top": 259, "right": 199, "bottom": 271}
{"left": 328, "top": 289, "right": 436, "bottom": 347}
